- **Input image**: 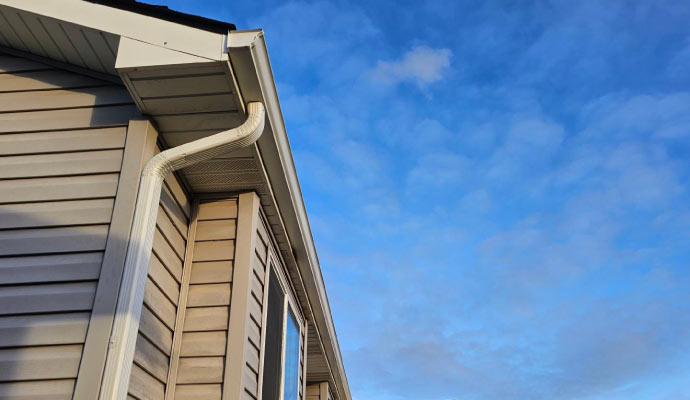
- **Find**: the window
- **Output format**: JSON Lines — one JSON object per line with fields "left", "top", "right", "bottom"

{"left": 262, "top": 267, "right": 285, "bottom": 400}
{"left": 261, "top": 264, "right": 303, "bottom": 400}
{"left": 283, "top": 308, "right": 300, "bottom": 400}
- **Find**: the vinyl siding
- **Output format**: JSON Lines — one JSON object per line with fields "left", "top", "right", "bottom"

{"left": 246, "top": 212, "right": 270, "bottom": 400}
{"left": 0, "top": 53, "right": 138, "bottom": 399}
{"left": 228, "top": 192, "right": 306, "bottom": 400}
{"left": 306, "top": 384, "right": 320, "bottom": 400}
{"left": 174, "top": 197, "right": 238, "bottom": 400}
{"left": 306, "top": 382, "right": 332, "bottom": 400}
{"left": 257, "top": 211, "right": 308, "bottom": 400}
{"left": 127, "top": 173, "right": 190, "bottom": 400}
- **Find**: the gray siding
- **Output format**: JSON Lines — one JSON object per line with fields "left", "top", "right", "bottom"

{"left": 0, "top": 54, "right": 138, "bottom": 399}
{"left": 127, "top": 173, "right": 190, "bottom": 400}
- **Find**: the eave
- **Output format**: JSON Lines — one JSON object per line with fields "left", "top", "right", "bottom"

{"left": 0, "top": 1, "right": 350, "bottom": 399}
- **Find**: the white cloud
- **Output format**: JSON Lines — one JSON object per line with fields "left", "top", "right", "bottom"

{"left": 371, "top": 46, "right": 452, "bottom": 88}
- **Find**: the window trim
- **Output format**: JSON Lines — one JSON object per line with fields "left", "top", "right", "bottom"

{"left": 262, "top": 249, "right": 305, "bottom": 400}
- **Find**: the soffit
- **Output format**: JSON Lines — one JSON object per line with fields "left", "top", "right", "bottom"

{"left": 0, "top": 3, "right": 348, "bottom": 398}
{"left": 0, "top": 0, "right": 225, "bottom": 60}
{"left": 0, "top": 4, "right": 120, "bottom": 75}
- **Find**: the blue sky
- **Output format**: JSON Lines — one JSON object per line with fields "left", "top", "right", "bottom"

{"left": 167, "top": 1, "right": 690, "bottom": 399}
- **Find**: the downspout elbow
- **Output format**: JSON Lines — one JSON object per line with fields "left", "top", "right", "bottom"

{"left": 100, "top": 101, "right": 265, "bottom": 400}
{"left": 141, "top": 101, "right": 266, "bottom": 179}
{"left": 141, "top": 151, "right": 174, "bottom": 180}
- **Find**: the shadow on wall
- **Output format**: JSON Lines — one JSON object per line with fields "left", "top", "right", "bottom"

{"left": 0, "top": 49, "right": 146, "bottom": 397}
{"left": 0, "top": 200, "right": 137, "bottom": 397}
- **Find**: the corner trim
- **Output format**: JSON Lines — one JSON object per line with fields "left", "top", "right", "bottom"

{"left": 73, "top": 118, "right": 158, "bottom": 399}
{"left": 224, "top": 192, "right": 262, "bottom": 400}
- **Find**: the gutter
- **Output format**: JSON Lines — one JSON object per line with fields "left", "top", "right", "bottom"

{"left": 229, "top": 30, "right": 351, "bottom": 400}
{"left": 99, "top": 102, "right": 266, "bottom": 400}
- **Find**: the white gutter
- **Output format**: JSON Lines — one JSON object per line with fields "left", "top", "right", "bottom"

{"left": 229, "top": 31, "right": 351, "bottom": 400}
{"left": 99, "top": 102, "right": 266, "bottom": 400}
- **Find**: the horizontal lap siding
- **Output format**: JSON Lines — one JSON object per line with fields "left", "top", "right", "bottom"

{"left": 251, "top": 208, "right": 308, "bottom": 400}
{"left": 0, "top": 54, "right": 138, "bottom": 398}
{"left": 128, "top": 173, "right": 190, "bottom": 400}
{"left": 306, "top": 384, "right": 320, "bottom": 400}
{"left": 175, "top": 198, "right": 237, "bottom": 400}
{"left": 243, "top": 214, "right": 270, "bottom": 400}
{"left": 305, "top": 382, "right": 331, "bottom": 400}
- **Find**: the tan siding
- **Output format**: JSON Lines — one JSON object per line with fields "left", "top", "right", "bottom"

{"left": 0, "top": 55, "right": 139, "bottom": 396}
{"left": 192, "top": 240, "right": 235, "bottom": 262}
{"left": 128, "top": 171, "right": 190, "bottom": 399}
{"left": 183, "top": 307, "right": 228, "bottom": 332}
{"left": 175, "top": 384, "right": 221, "bottom": 400}
{"left": 0, "top": 86, "right": 132, "bottom": 112}
{"left": 243, "top": 211, "right": 270, "bottom": 400}
{"left": 0, "top": 149, "right": 124, "bottom": 179}
{"left": 149, "top": 256, "right": 181, "bottom": 306}
{"left": 190, "top": 261, "right": 233, "bottom": 284}
{"left": 0, "top": 282, "right": 96, "bottom": 315}
{"left": 176, "top": 357, "right": 224, "bottom": 384}
{"left": 0, "top": 225, "right": 109, "bottom": 256}
{"left": 133, "top": 335, "right": 170, "bottom": 383}
{"left": 0, "top": 199, "right": 114, "bottom": 229}
{"left": 306, "top": 382, "right": 331, "bottom": 400}
{"left": 179, "top": 332, "right": 227, "bottom": 357}
{"left": 0, "top": 379, "right": 75, "bottom": 400}
{"left": 0, "top": 345, "right": 82, "bottom": 381}
{"left": 0, "top": 127, "right": 126, "bottom": 155}
{"left": 0, "top": 69, "right": 105, "bottom": 91}
{"left": 0, "top": 174, "right": 119, "bottom": 204}
{"left": 245, "top": 204, "right": 309, "bottom": 400}
{"left": 0, "top": 313, "right": 89, "bottom": 347}
{"left": 196, "top": 219, "right": 236, "bottom": 241}
{"left": 0, "top": 105, "right": 139, "bottom": 133}
{"left": 128, "top": 364, "right": 164, "bottom": 400}
{"left": 144, "top": 279, "right": 177, "bottom": 330}
{"left": 152, "top": 228, "right": 184, "bottom": 282}
{"left": 139, "top": 306, "right": 173, "bottom": 355}
{"left": 174, "top": 198, "right": 238, "bottom": 399}
{"left": 160, "top": 183, "right": 189, "bottom": 236}
{"left": 0, "top": 253, "right": 102, "bottom": 285}
{"left": 187, "top": 283, "right": 231, "bottom": 307}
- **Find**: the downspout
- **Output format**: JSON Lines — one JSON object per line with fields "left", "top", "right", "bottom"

{"left": 99, "top": 102, "right": 266, "bottom": 400}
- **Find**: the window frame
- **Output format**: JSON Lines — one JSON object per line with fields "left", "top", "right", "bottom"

{"left": 261, "top": 249, "right": 305, "bottom": 400}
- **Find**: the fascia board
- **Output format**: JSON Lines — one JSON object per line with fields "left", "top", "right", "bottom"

{"left": 0, "top": 0, "right": 226, "bottom": 60}
{"left": 228, "top": 30, "right": 352, "bottom": 400}
{"left": 115, "top": 36, "right": 216, "bottom": 70}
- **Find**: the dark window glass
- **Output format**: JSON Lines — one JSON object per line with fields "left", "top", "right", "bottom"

{"left": 283, "top": 308, "right": 300, "bottom": 400}
{"left": 261, "top": 267, "right": 285, "bottom": 400}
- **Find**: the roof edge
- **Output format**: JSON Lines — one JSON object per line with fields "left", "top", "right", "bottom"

{"left": 228, "top": 30, "right": 352, "bottom": 400}
{"left": 83, "top": 0, "right": 236, "bottom": 33}
{"left": 0, "top": 0, "right": 227, "bottom": 60}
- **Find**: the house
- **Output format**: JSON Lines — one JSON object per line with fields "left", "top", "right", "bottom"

{"left": 0, "top": 1, "right": 350, "bottom": 400}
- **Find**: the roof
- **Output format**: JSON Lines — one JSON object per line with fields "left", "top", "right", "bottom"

{"left": 0, "top": 1, "right": 350, "bottom": 399}
{"left": 84, "top": 0, "right": 236, "bottom": 33}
